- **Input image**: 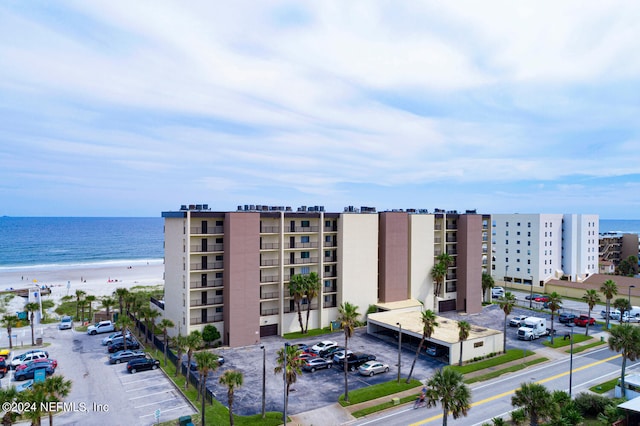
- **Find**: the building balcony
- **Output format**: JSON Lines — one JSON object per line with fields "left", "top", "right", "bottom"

{"left": 324, "top": 271, "right": 337, "bottom": 278}
{"left": 190, "top": 296, "right": 224, "bottom": 307}
{"left": 324, "top": 286, "right": 337, "bottom": 293}
{"left": 284, "top": 242, "right": 319, "bottom": 249}
{"left": 446, "top": 236, "right": 457, "bottom": 242}
{"left": 324, "top": 256, "right": 337, "bottom": 263}
{"left": 260, "top": 291, "right": 280, "bottom": 300}
{"left": 191, "top": 243, "right": 224, "bottom": 253}
{"left": 190, "top": 261, "right": 224, "bottom": 271}
{"left": 323, "top": 241, "right": 336, "bottom": 247}
{"left": 190, "top": 314, "right": 223, "bottom": 325}
{"left": 261, "top": 242, "right": 279, "bottom": 250}
{"left": 191, "top": 226, "right": 224, "bottom": 235}
{"left": 260, "top": 226, "right": 280, "bottom": 234}
{"left": 260, "top": 275, "right": 279, "bottom": 283}
{"left": 283, "top": 257, "right": 318, "bottom": 265}
{"left": 190, "top": 279, "right": 223, "bottom": 289}
{"left": 260, "top": 307, "right": 293, "bottom": 316}
{"left": 285, "top": 226, "right": 320, "bottom": 233}
{"left": 324, "top": 226, "right": 338, "bottom": 232}
{"left": 260, "top": 259, "right": 280, "bottom": 267}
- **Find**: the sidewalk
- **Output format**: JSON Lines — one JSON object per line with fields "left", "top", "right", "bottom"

{"left": 288, "top": 333, "right": 609, "bottom": 425}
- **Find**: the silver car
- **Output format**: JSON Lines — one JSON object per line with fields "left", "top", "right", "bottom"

{"left": 358, "top": 361, "right": 389, "bottom": 377}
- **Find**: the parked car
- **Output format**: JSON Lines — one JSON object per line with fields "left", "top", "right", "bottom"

{"left": 102, "top": 331, "right": 132, "bottom": 346}
{"left": 108, "top": 340, "right": 140, "bottom": 353}
{"left": 14, "top": 363, "right": 54, "bottom": 381}
{"left": 302, "top": 357, "right": 333, "bottom": 372}
{"left": 425, "top": 344, "right": 447, "bottom": 357}
{"left": 87, "top": 320, "right": 115, "bottom": 335}
{"left": 509, "top": 315, "right": 528, "bottom": 327}
{"left": 11, "top": 351, "right": 48, "bottom": 369}
{"left": 358, "top": 361, "right": 389, "bottom": 377}
{"left": 109, "top": 350, "right": 146, "bottom": 365}
{"left": 58, "top": 316, "right": 73, "bottom": 330}
{"left": 17, "top": 358, "right": 57, "bottom": 371}
{"left": 331, "top": 349, "right": 354, "bottom": 362}
{"left": 558, "top": 313, "right": 577, "bottom": 324}
{"left": 534, "top": 295, "right": 550, "bottom": 302}
{"left": 127, "top": 357, "right": 160, "bottom": 374}
{"left": 294, "top": 352, "right": 317, "bottom": 362}
{"left": 574, "top": 315, "right": 596, "bottom": 327}
{"left": 0, "top": 358, "right": 7, "bottom": 378}
{"left": 601, "top": 309, "right": 621, "bottom": 320}
{"left": 335, "top": 353, "right": 377, "bottom": 371}
{"left": 292, "top": 343, "right": 310, "bottom": 353}
{"left": 321, "top": 345, "right": 345, "bottom": 359}
{"left": 188, "top": 355, "right": 225, "bottom": 371}
{"left": 310, "top": 340, "right": 337, "bottom": 355}
{"left": 526, "top": 293, "right": 543, "bottom": 301}
{"left": 492, "top": 287, "right": 505, "bottom": 298}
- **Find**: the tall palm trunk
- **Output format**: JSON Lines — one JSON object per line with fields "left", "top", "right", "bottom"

{"left": 228, "top": 391, "right": 235, "bottom": 426}
{"left": 407, "top": 334, "right": 426, "bottom": 383}
{"left": 296, "top": 300, "right": 304, "bottom": 333}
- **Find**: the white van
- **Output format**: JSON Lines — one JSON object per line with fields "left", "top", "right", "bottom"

{"left": 623, "top": 306, "right": 640, "bottom": 322}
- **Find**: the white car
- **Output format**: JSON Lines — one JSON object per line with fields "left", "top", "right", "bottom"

{"left": 58, "top": 316, "right": 73, "bottom": 330}
{"left": 102, "top": 331, "right": 132, "bottom": 346}
{"left": 492, "top": 287, "right": 505, "bottom": 298}
{"left": 509, "top": 315, "right": 528, "bottom": 327}
{"left": 310, "top": 340, "right": 337, "bottom": 355}
{"left": 11, "top": 351, "right": 48, "bottom": 369}
{"left": 332, "top": 349, "right": 353, "bottom": 363}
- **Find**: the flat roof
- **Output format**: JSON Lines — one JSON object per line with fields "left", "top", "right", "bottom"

{"left": 375, "top": 299, "right": 423, "bottom": 311}
{"left": 368, "top": 310, "right": 501, "bottom": 345}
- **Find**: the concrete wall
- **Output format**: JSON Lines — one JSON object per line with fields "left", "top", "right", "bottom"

{"left": 163, "top": 215, "right": 187, "bottom": 337}
{"left": 378, "top": 212, "right": 409, "bottom": 302}
{"left": 457, "top": 215, "right": 483, "bottom": 313}
{"left": 409, "top": 214, "right": 436, "bottom": 309}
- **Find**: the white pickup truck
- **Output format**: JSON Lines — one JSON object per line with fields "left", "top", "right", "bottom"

{"left": 87, "top": 320, "right": 115, "bottom": 335}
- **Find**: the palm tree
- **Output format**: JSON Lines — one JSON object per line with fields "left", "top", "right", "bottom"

{"left": 24, "top": 302, "right": 40, "bottom": 346}
{"left": 1, "top": 315, "right": 19, "bottom": 349}
{"left": 546, "top": 292, "right": 562, "bottom": 345}
{"left": 193, "top": 351, "right": 219, "bottom": 426}
{"left": 406, "top": 309, "right": 438, "bottom": 383}
{"left": 172, "top": 334, "right": 189, "bottom": 378}
{"left": 19, "top": 383, "right": 47, "bottom": 426}
{"left": 74, "top": 289, "right": 86, "bottom": 321}
{"left": 431, "top": 262, "right": 447, "bottom": 308}
{"left": 614, "top": 298, "right": 631, "bottom": 323}
{"left": 425, "top": 368, "right": 471, "bottom": 426}
{"left": 0, "top": 385, "right": 19, "bottom": 425}
{"left": 114, "top": 287, "right": 129, "bottom": 317}
{"left": 304, "top": 272, "right": 321, "bottom": 333}
{"left": 219, "top": 370, "right": 244, "bottom": 426}
{"left": 498, "top": 292, "right": 517, "bottom": 353}
{"left": 600, "top": 279, "right": 618, "bottom": 330}
{"left": 608, "top": 323, "right": 640, "bottom": 398}
{"left": 85, "top": 295, "right": 97, "bottom": 323}
{"left": 337, "top": 301, "right": 360, "bottom": 403}
{"left": 437, "top": 252, "right": 454, "bottom": 269}
{"left": 100, "top": 296, "right": 116, "bottom": 321}
{"left": 288, "top": 274, "right": 306, "bottom": 334}
{"left": 457, "top": 321, "right": 471, "bottom": 366}
{"left": 582, "top": 289, "right": 601, "bottom": 336}
{"left": 511, "top": 382, "right": 557, "bottom": 426}
{"left": 139, "top": 307, "right": 151, "bottom": 344}
{"left": 158, "top": 318, "right": 175, "bottom": 367}
{"left": 115, "top": 315, "right": 133, "bottom": 351}
{"left": 274, "top": 344, "right": 304, "bottom": 423}
{"left": 147, "top": 309, "right": 161, "bottom": 344}
{"left": 481, "top": 273, "right": 495, "bottom": 303}
{"left": 41, "top": 375, "right": 72, "bottom": 426}
{"left": 185, "top": 331, "right": 204, "bottom": 390}
{"left": 78, "top": 299, "right": 87, "bottom": 325}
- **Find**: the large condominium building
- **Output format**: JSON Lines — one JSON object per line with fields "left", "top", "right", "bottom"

{"left": 599, "top": 233, "right": 639, "bottom": 266}
{"left": 491, "top": 214, "right": 599, "bottom": 289}
{"left": 161, "top": 204, "right": 487, "bottom": 348}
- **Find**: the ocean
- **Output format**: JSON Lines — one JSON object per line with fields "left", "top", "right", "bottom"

{"left": 0, "top": 217, "right": 164, "bottom": 271}
{"left": 0, "top": 217, "right": 637, "bottom": 271}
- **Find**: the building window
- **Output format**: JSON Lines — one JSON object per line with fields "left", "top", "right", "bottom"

{"left": 216, "top": 220, "right": 223, "bottom": 226}
{"left": 550, "top": 231, "right": 552, "bottom": 237}
{"left": 301, "top": 220, "right": 310, "bottom": 227}
{"left": 325, "top": 220, "right": 331, "bottom": 227}
{"left": 516, "top": 267, "right": 521, "bottom": 272}
{"left": 517, "top": 222, "right": 521, "bottom": 227}
{"left": 324, "top": 280, "right": 331, "bottom": 287}
{"left": 301, "top": 252, "right": 310, "bottom": 259}
{"left": 517, "top": 249, "right": 520, "bottom": 254}
{"left": 506, "top": 231, "right": 509, "bottom": 236}
{"left": 505, "top": 258, "right": 509, "bottom": 263}
{"left": 301, "top": 236, "right": 310, "bottom": 243}
{"left": 506, "top": 222, "right": 509, "bottom": 227}
{"left": 527, "top": 268, "right": 531, "bottom": 274}
{"left": 517, "top": 241, "right": 520, "bottom": 245}
{"left": 474, "top": 341, "right": 484, "bottom": 348}
{"left": 301, "top": 266, "right": 310, "bottom": 274}
{"left": 528, "top": 241, "right": 531, "bottom": 246}
{"left": 528, "top": 222, "right": 531, "bottom": 228}
{"left": 517, "top": 258, "right": 520, "bottom": 263}
{"left": 517, "top": 231, "right": 521, "bottom": 236}
{"left": 505, "top": 240, "right": 509, "bottom": 245}
{"left": 527, "top": 232, "right": 531, "bottom": 237}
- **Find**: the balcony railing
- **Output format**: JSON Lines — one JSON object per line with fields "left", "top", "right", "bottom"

{"left": 324, "top": 271, "right": 337, "bottom": 278}
{"left": 323, "top": 241, "right": 336, "bottom": 247}
{"left": 191, "top": 261, "right": 224, "bottom": 270}
{"left": 190, "top": 314, "right": 223, "bottom": 325}
{"left": 284, "top": 242, "right": 319, "bottom": 249}
{"left": 283, "top": 257, "right": 318, "bottom": 265}
{"left": 324, "top": 256, "right": 337, "bottom": 262}
{"left": 260, "top": 226, "right": 280, "bottom": 233}
{"left": 191, "top": 226, "right": 224, "bottom": 234}
{"left": 446, "top": 236, "right": 457, "bottom": 242}
{"left": 260, "top": 259, "right": 279, "bottom": 266}
{"left": 285, "top": 226, "right": 319, "bottom": 233}
{"left": 446, "top": 249, "right": 457, "bottom": 255}
{"left": 324, "top": 226, "right": 338, "bottom": 232}
{"left": 191, "top": 243, "right": 224, "bottom": 252}
{"left": 190, "top": 296, "right": 224, "bottom": 307}
{"left": 260, "top": 275, "right": 280, "bottom": 283}
{"left": 260, "top": 307, "right": 293, "bottom": 316}
{"left": 324, "top": 286, "right": 337, "bottom": 293}
{"left": 260, "top": 291, "right": 279, "bottom": 300}
{"left": 190, "top": 278, "right": 223, "bottom": 288}
{"left": 261, "top": 242, "right": 279, "bottom": 250}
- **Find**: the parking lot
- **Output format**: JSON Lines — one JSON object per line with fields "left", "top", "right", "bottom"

{"left": 0, "top": 324, "right": 196, "bottom": 426}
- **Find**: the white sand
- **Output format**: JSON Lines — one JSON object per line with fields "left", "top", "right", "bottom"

{"left": 0, "top": 261, "right": 165, "bottom": 315}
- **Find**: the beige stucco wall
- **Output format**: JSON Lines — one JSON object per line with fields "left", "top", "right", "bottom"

{"left": 409, "top": 214, "right": 435, "bottom": 309}
{"left": 338, "top": 214, "right": 380, "bottom": 314}
{"left": 163, "top": 215, "right": 188, "bottom": 337}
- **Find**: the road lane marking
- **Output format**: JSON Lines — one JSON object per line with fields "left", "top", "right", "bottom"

{"left": 410, "top": 353, "right": 622, "bottom": 426}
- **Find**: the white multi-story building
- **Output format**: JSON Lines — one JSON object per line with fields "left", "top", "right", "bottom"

{"left": 491, "top": 214, "right": 599, "bottom": 290}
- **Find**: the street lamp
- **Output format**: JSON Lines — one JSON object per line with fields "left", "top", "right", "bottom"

{"left": 260, "top": 345, "right": 266, "bottom": 419}
{"left": 529, "top": 276, "right": 534, "bottom": 309}
{"left": 569, "top": 324, "right": 574, "bottom": 397}
{"left": 629, "top": 286, "right": 635, "bottom": 310}
{"left": 396, "top": 322, "right": 402, "bottom": 383}
{"left": 283, "top": 342, "right": 290, "bottom": 425}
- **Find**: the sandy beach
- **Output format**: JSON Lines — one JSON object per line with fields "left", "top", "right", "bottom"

{"left": 0, "top": 261, "right": 165, "bottom": 315}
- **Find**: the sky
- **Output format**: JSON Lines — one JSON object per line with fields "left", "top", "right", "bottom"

{"left": 1, "top": 1, "right": 639, "bottom": 219}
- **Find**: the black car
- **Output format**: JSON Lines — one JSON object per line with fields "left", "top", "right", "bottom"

{"left": 109, "top": 350, "right": 146, "bottom": 364}
{"left": 321, "top": 346, "right": 345, "bottom": 359}
{"left": 335, "top": 353, "right": 377, "bottom": 372}
{"left": 14, "top": 364, "right": 54, "bottom": 381}
{"left": 108, "top": 340, "right": 140, "bottom": 353}
{"left": 127, "top": 357, "right": 160, "bottom": 374}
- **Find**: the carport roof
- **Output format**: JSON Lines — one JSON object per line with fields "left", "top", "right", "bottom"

{"left": 368, "top": 310, "right": 501, "bottom": 345}
{"left": 375, "top": 299, "right": 423, "bottom": 311}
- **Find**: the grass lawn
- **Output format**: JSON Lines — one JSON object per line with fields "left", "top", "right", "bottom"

{"left": 464, "top": 357, "right": 548, "bottom": 384}
{"left": 338, "top": 379, "right": 422, "bottom": 406}
{"left": 543, "top": 333, "right": 592, "bottom": 349}
{"left": 590, "top": 377, "right": 618, "bottom": 394}
{"left": 566, "top": 340, "right": 607, "bottom": 354}
{"left": 446, "top": 349, "right": 534, "bottom": 375}
{"left": 283, "top": 327, "right": 336, "bottom": 340}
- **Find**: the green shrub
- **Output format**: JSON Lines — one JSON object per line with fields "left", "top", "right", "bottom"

{"left": 510, "top": 408, "right": 526, "bottom": 425}
{"left": 573, "top": 392, "right": 612, "bottom": 417}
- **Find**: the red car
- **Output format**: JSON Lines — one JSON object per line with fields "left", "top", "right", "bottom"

{"left": 294, "top": 353, "right": 317, "bottom": 361}
{"left": 574, "top": 315, "right": 596, "bottom": 327}
{"left": 534, "top": 295, "right": 550, "bottom": 302}
{"left": 16, "top": 358, "right": 57, "bottom": 371}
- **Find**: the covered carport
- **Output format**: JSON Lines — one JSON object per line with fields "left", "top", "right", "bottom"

{"left": 367, "top": 308, "right": 504, "bottom": 365}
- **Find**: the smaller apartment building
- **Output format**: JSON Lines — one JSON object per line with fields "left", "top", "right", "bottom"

{"left": 162, "top": 205, "right": 488, "bottom": 348}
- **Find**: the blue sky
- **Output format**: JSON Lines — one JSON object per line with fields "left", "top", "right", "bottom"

{"left": 1, "top": 2, "right": 639, "bottom": 218}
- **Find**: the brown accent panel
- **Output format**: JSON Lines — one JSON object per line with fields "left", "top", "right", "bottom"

{"left": 456, "top": 215, "right": 483, "bottom": 313}
{"left": 223, "top": 212, "right": 261, "bottom": 347}
{"left": 260, "top": 324, "right": 278, "bottom": 337}
{"left": 439, "top": 299, "right": 457, "bottom": 312}
{"left": 378, "top": 212, "right": 409, "bottom": 302}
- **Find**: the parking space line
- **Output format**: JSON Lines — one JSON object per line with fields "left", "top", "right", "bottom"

{"left": 129, "top": 390, "right": 173, "bottom": 400}
{"left": 121, "top": 375, "right": 161, "bottom": 385}
{"left": 139, "top": 404, "right": 190, "bottom": 418}
{"left": 126, "top": 385, "right": 163, "bottom": 393}
{"left": 134, "top": 397, "right": 178, "bottom": 409}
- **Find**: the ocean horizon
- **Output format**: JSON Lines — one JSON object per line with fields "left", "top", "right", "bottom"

{"left": 0, "top": 216, "right": 638, "bottom": 271}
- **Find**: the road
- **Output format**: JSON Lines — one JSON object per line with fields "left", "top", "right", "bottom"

{"left": 348, "top": 345, "right": 634, "bottom": 426}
